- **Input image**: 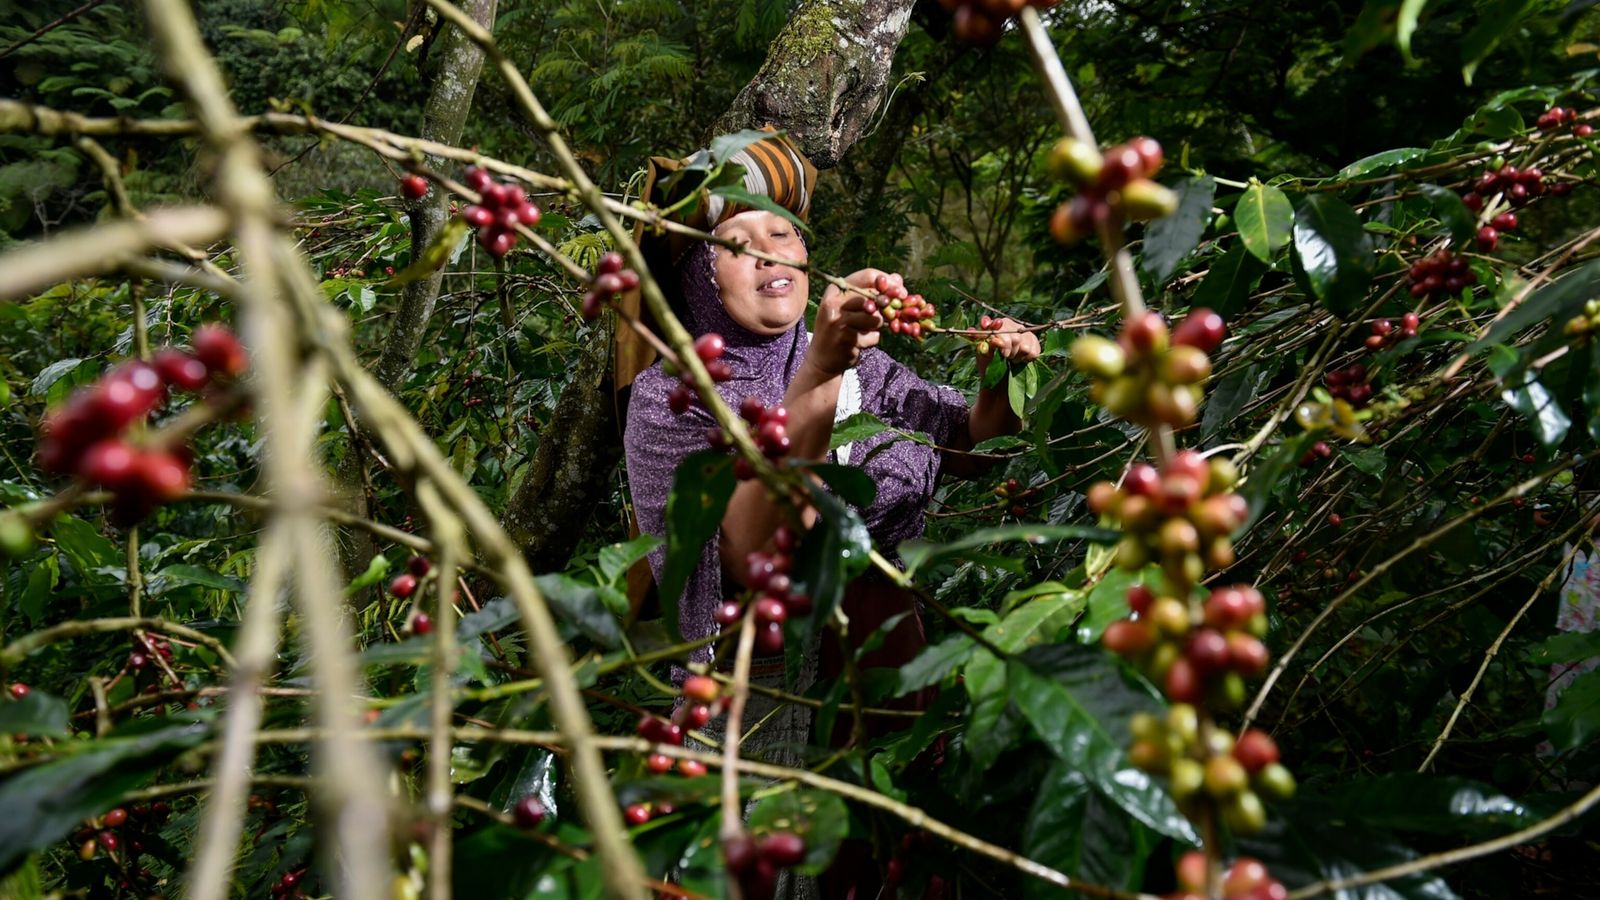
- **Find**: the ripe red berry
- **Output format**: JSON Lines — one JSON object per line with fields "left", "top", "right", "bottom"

{"left": 1186, "top": 628, "right": 1231, "bottom": 674}
{"left": 756, "top": 621, "right": 785, "bottom": 655}
{"left": 411, "top": 612, "right": 432, "bottom": 636}
{"left": 1102, "top": 619, "right": 1154, "bottom": 656}
{"left": 714, "top": 601, "right": 743, "bottom": 627}
{"left": 682, "top": 675, "right": 720, "bottom": 704}
{"left": 1126, "top": 583, "right": 1155, "bottom": 615}
{"left": 1476, "top": 226, "right": 1499, "bottom": 252}
{"left": 462, "top": 205, "right": 494, "bottom": 229}
{"left": 1172, "top": 307, "right": 1225, "bottom": 352}
{"left": 1327, "top": 512, "right": 1342, "bottom": 527}
{"left": 724, "top": 834, "right": 759, "bottom": 873}
{"left": 78, "top": 440, "right": 138, "bottom": 489}
{"left": 513, "top": 796, "right": 546, "bottom": 828}
{"left": 1128, "top": 136, "right": 1164, "bottom": 178}
{"left": 135, "top": 451, "right": 191, "bottom": 501}
{"left": 389, "top": 573, "right": 418, "bottom": 598}
{"left": 152, "top": 349, "right": 210, "bottom": 392}
{"left": 193, "top": 324, "right": 248, "bottom": 377}
{"left": 646, "top": 753, "right": 674, "bottom": 774}
{"left": 400, "top": 174, "right": 429, "bottom": 199}
{"left": 694, "top": 333, "right": 726, "bottom": 363}
{"left": 1165, "top": 658, "right": 1203, "bottom": 703}
{"left": 754, "top": 596, "right": 787, "bottom": 625}
{"left": 464, "top": 167, "right": 492, "bottom": 192}
{"left": 678, "top": 759, "right": 708, "bottom": 777}
{"left": 1402, "top": 311, "right": 1421, "bottom": 331}
{"left": 1490, "top": 212, "right": 1517, "bottom": 231}
{"left": 103, "top": 807, "right": 128, "bottom": 828}
{"left": 407, "top": 556, "right": 432, "bottom": 577}
{"left": 1577, "top": 124, "right": 1595, "bottom": 137}
{"left": 7, "top": 682, "right": 28, "bottom": 699}
{"left": 624, "top": 804, "right": 651, "bottom": 826}
{"left": 1233, "top": 729, "right": 1280, "bottom": 773}
{"left": 760, "top": 832, "right": 807, "bottom": 867}
{"left": 1224, "top": 858, "right": 1271, "bottom": 895}
{"left": 1124, "top": 463, "right": 1160, "bottom": 497}
{"left": 1227, "top": 633, "right": 1270, "bottom": 677}
{"left": 685, "top": 703, "right": 712, "bottom": 727}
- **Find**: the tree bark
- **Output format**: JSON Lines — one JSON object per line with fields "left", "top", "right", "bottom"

{"left": 714, "top": 0, "right": 922, "bottom": 169}
{"left": 335, "top": 0, "right": 496, "bottom": 579}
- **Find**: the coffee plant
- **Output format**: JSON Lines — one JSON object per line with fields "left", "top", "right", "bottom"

{"left": 1, "top": 2, "right": 1598, "bottom": 900}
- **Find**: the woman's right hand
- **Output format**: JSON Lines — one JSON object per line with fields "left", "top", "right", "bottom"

{"left": 807, "top": 269, "right": 888, "bottom": 377}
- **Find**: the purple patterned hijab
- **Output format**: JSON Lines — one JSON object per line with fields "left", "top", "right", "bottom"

{"left": 623, "top": 241, "right": 969, "bottom": 660}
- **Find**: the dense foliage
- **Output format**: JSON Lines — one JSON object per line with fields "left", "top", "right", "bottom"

{"left": 2, "top": 1, "right": 1599, "bottom": 899}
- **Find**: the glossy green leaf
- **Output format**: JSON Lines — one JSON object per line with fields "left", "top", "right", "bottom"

{"left": 709, "top": 184, "right": 808, "bottom": 233}
{"left": 793, "top": 479, "right": 872, "bottom": 628}
{"left": 1336, "top": 146, "right": 1428, "bottom": 180}
{"left": 748, "top": 789, "right": 849, "bottom": 875}
{"left": 597, "top": 533, "right": 661, "bottom": 585}
{"left": 1201, "top": 362, "right": 1269, "bottom": 441}
{"left": 1396, "top": 0, "right": 1430, "bottom": 64}
{"left": 0, "top": 721, "right": 208, "bottom": 875}
{"left": 895, "top": 634, "right": 975, "bottom": 697}
{"left": 29, "top": 357, "right": 85, "bottom": 397}
{"left": 1529, "top": 629, "right": 1600, "bottom": 665}
{"left": 156, "top": 563, "right": 246, "bottom": 594}
{"left": 1470, "top": 258, "right": 1600, "bottom": 354}
{"left": 1141, "top": 175, "right": 1215, "bottom": 283}
{"left": 804, "top": 462, "right": 878, "bottom": 509}
{"left": 1301, "top": 774, "right": 1534, "bottom": 836}
{"left": 898, "top": 524, "right": 1118, "bottom": 578}
{"left": 1586, "top": 342, "right": 1600, "bottom": 441}
{"left": 1190, "top": 244, "right": 1267, "bottom": 318}
{"left": 1544, "top": 668, "right": 1600, "bottom": 751}
{"left": 1009, "top": 644, "right": 1199, "bottom": 844}
{"left": 659, "top": 451, "right": 736, "bottom": 640}
{"left": 1417, "top": 183, "right": 1475, "bottom": 246}
{"left": 1461, "top": 0, "right": 1540, "bottom": 84}
{"left": 1022, "top": 762, "right": 1153, "bottom": 897}
{"left": 534, "top": 574, "right": 624, "bottom": 649}
{"left": 1292, "top": 194, "right": 1375, "bottom": 318}
{"left": 1235, "top": 182, "right": 1294, "bottom": 264}
{"left": 0, "top": 689, "right": 70, "bottom": 737}
{"left": 828, "top": 411, "right": 893, "bottom": 449}
{"left": 1075, "top": 566, "right": 1159, "bottom": 644}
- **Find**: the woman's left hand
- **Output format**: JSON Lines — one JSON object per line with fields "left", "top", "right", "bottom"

{"left": 978, "top": 318, "right": 1042, "bottom": 365}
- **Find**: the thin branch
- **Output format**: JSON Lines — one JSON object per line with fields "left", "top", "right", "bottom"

{"left": 0, "top": 205, "right": 230, "bottom": 302}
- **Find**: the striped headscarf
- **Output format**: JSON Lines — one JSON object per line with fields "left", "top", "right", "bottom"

{"left": 614, "top": 127, "right": 818, "bottom": 392}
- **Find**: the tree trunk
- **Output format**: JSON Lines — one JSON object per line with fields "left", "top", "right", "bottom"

{"left": 714, "top": 0, "right": 922, "bottom": 169}
{"left": 335, "top": 0, "right": 496, "bottom": 579}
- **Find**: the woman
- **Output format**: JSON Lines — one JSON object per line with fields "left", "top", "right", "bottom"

{"left": 620, "top": 131, "right": 1040, "bottom": 712}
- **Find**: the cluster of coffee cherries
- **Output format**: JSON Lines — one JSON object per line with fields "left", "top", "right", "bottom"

{"left": 1105, "top": 584, "right": 1295, "bottom": 833}
{"left": 580, "top": 251, "right": 642, "bottom": 320}
{"left": 460, "top": 166, "right": 541, "bottom": 259}
{"left": 1324, "top": 362, "right": 1373, "bottom": 409}
{"left": 723, "top": 830, "right": 808, "bottom": 900}
{"left": 666, "top": 333, "right": 734, "bottom": 414}
{"left": 972, "top": 314, "right": 1011, "bottom": 355}
{"left": 269, "top": 867, "right": 311, "bottom": 899}
{"left": 1563, "top": 297, "right": 1600, "bottom": 338}
{"left": 38, "top": 324, "right": 247, "bottom": 524}
{"left": 994, "top": 477, "right": 1032, "bottom": 518}
{"left": 1071, "top": 308, "right": 1223, "bottom": 429}
{"left": 715, "top": 528, "right": 812, "bottom": 654}
{"left": 386, "top": 555, "right": 435, "bottom": 635}
{"left": 635, "top": 674, "right": 723, "bottom": 772}
{"left": 1088, "top": 450, "right": 1245, "bottom": 585}
{"left": 1362, "top": 312, "right": 1421, "bottom": 350}
{"left": 127, "top": 631, "right": 173, "bottom": 673}
{"left": 1104, "top": 583, "right": 1269, "bottom": 708}
{"left": 71, "top": 801, "right": 173, "bottom": 893}
{"left": 1407, "top": 249, "right": 1475, "bottom": 302}
{"left": 1047, "top": 135, "right": 1177, "bottom": 245}
{"left": 710, "top": 396, "right": 795, "bottom": 480}
{"left": 938, "top": 0, "right": 1060, "bottom": 45}
{"left": 1460, "top": 163, "right": 1571, "bottom": 252}
{"left": 1535, "top": 105, "right": 1592, "bottom": 137}
{"left": 866, "top": 273, "right": 937, "bottom": 340}
{"left": 1168, "top": 853, "right": 1289, "bottom": 900}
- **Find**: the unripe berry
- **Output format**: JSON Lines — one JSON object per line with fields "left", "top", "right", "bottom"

{"left": 1255, "top": 761, "right": 1297, "bottom": 799}
{"left": 1204, "top": 754, "right": 1249, "bottom": 797}
{"left": 1047, "top": 137, "right": 1103, "bottom": 186}
{"left": 1119, "top": 178, "right": 1179, "bottom": 221}
{"left": 1070, "top": 335, "right": 1125, "bottom": 378}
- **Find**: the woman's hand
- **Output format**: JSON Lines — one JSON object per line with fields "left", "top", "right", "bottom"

{"left": 977, "top": 317, "right": 1042, "bottom": 366}
{"left": 806, "top": 269, "right": 887, "bottom": 377}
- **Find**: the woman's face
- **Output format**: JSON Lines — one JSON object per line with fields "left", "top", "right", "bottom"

{"left": 711, "top": 211, "right": 809, "bottom": 335}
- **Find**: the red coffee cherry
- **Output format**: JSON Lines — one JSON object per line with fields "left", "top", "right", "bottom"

{"left": 411, "top": 612, "right": 432, "bottom": 636}
{"left": 153, "top": 349, "right": 210, "bottom": 392}
{"left": 1233, "top": 729, "right": 1280, "bottom": 773}
{"left": 389, "top": 573, "right": 418, "bottom": 598}
{"left": 759, "top": 832, "right": 807, "bottom": 867}
{"left": 400, "top": 175, "right": 429, "bottom": 200}
{"left": 623, "top": 804, "right": 651, "bottom": 826}
{"left": 513, "top": 796, "right": 546, "bottom": 828}
{"left": 193, "top": 324, "right": 248, "bottom": 378}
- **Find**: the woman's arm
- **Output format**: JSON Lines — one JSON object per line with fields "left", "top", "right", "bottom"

{"left": 718, "top": 269, "right": 888, "bottom": 581}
